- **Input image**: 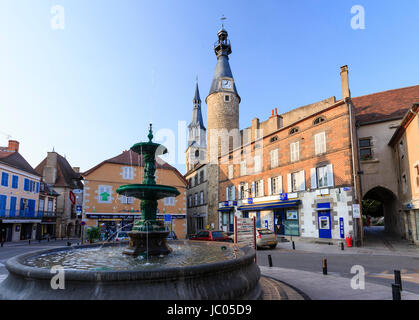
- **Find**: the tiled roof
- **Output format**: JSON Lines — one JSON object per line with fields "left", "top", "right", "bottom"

{"left": 35, "top": 153, "right": 83, "bottom": 189}
{"left": 0, "top": 151, "right": 40, "bottom": 176}
{"left": 352, "top": 85, "right": 419, "bottom": 124}
{"left": 82, "top": 150, "right": 187, "bottom": 185}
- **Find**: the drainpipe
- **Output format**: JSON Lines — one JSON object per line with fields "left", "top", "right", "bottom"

{"left": 347, "top": 98, "right": 363, "bottom": 246}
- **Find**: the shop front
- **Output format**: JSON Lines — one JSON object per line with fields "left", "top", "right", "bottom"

{"left": 218, "top": 207, "right": 234, "bottom": 232}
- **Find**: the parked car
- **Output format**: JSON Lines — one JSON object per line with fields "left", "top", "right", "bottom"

{"left": 189, "top": 230, "right": 233, "bottom": 242}
{"left": 115, "top": 232, "right": 129, "bottom": 242}
{"left": 167, "top": 231, "right": 178, "bottom": 240}
{"left": 256, "top": 228, "right": 277, "bottom": 249}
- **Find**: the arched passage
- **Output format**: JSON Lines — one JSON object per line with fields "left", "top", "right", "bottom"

{"left": 362, "top": 186, "right": 402, "bottom": 238}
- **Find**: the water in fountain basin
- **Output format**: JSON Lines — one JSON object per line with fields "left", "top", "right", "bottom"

{"left": 24, "top": 242, "right": 242, "bottom": 271}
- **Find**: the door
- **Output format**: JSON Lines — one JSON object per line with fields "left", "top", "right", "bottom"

{"left": 229, "top": 212, "right": 234, "bottom": 232}
{"left": 256, "top": 211, "right": 261, "bottom": 228}
{"left": 274, "top": 210, "right": 285, "bottom": 235}
{"left": 318, "top": 211, "right": 332, "bottom": 239}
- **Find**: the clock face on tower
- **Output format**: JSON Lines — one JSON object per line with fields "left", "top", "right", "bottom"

{"left": 221, "top": 79, "right": 232, "bottom": 89}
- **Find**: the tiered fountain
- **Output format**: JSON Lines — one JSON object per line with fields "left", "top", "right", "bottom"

{"left": 0, "top": 125, "right": 261, "bottom": 300}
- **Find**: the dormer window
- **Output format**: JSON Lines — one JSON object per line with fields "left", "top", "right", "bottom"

{"left": 270, "top": 136, "right": 278, "bottom": 143}
{"left": 313, "top": 116, "right": 326, "bottom": 125}
{"left": 289, "top": 127, "right": 299, "bottom": 135}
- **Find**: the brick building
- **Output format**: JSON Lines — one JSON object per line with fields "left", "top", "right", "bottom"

{"left": 217, "top": 67, "right": 361, "bottom": 242}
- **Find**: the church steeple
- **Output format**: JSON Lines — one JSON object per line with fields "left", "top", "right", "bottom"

{"left": 189, "top": 79, "right": 206, "bottom": 132}
{"left": 207, "top": 26, "right": 240, "bottom": 101}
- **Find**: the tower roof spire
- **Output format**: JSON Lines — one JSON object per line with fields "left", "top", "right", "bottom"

{"left": 189, "top": 79, "right": 205, "bottom": 132}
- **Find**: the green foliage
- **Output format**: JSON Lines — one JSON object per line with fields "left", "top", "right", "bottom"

{"left": 86, "top": 227, "right": 101, "bottom": 242}
{"left": 361, "top": 199, "right": 382, "bottom": 217}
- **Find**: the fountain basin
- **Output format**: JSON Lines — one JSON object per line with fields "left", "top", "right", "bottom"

{"left": 116, "top": 184, "right": 180, "bottom": 200}
{"left": 0, "top": 241, "right": 261, "bottom": 300}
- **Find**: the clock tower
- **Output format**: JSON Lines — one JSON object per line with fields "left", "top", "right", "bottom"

{"left": 206, "top": 26, "right": 240, "bottom": 229}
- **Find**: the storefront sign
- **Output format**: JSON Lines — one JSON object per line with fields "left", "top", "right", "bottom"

{"left": 286, "top": 210, "right": 298, "bottom": 220}
{"left": 233, "top": 201, "right": 237, "bottom": 206}
{"left": 247, "top": 198, "right": 253, "bottom": 204}
{"left": 343, "top": 187, "right": 351, "bottom": 191}
{"left": 352, "top": 204, "right": 361, "bottom": 218}
{"left": 288, "top": 193, "right": 298, "bottom": 199}
{"left": 164, "top": 214, "right": 172, "bottom": 222}
{"left": 224, "top": 201, "right": 229, "bottom": 206}
{"left": 339, "top": 217, "right": 345, "bottom": 238}
{"left": 280, "top": 193, "right": 288, "bottom": 201}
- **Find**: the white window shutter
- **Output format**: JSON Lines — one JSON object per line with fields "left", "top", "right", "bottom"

{"left": 238, "top": 185, "right": 242, "bottom": 200}
{"left": 278, "top": 176, "right": 283, "bottom": 194}
{"left": 296, "top": 141, "right": 299, "bottom": 161}
{"left": 299, "top": 170, "right": 305, "bottom": 191}
{"left": 311, "top": 168, "right": 317, "bottom": 189}
{"left": 327, "top": 164, "right": 334, "bottom": 187}
{"left": 314, "top": 134, "right": 319, "bottom": 155}
{"left": 287, "top": 174, "right": 292, "bottom": 193}
{"left": 290, "top": 143, "right": 294, "bottom": 162}
{"left": 252, "top": 182, "right": 256, "bottom": 197}
{"left": 322, "top": 132, "right": 326, "bottom": 153}
{"left": 226, "top": 187, "right": 229, "bottom": 201}
{"left": 232, "top": 185, "right": 236, "bottom": 200}
{"left": 245, "top": 183, "right": 249, "bottom": 198}
{"left": 260, "top": 179, "right": 264, "bottom": 197}
{"left": 268, "top": 178, "right": 272, "bottom": 195}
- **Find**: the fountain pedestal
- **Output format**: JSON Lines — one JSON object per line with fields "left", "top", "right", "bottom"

{"left": 123, "top": 230, "right": 172, "bottom": 256}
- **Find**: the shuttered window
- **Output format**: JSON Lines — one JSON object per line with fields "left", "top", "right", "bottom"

{"left": 314, "top": 132, "right": 326, "bottom": 155}
{"left": 270, "top": 149, "right": 279, "bottom": 168}
{"left": 290, "top": 142, "right": 299, "bottom": 162}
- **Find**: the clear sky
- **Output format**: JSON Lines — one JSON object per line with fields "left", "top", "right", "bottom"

{"left": 1, "top": 0, "right": 418, "bottom": 174}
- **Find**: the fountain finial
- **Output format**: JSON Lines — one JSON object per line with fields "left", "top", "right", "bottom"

{"left": 148, "top": 123, "right": 153, "bottom": 142}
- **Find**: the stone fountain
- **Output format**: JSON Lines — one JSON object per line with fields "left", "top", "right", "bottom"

{"left": 0, "top": 125, "right": 261, "bottom": 300}
{"left": 116, "top": 124, "right": 179, "bottom": 256}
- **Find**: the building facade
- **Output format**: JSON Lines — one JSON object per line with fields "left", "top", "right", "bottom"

{"left": 389, "top": 104, "right": 419, "bottom": 244}
{"left": 0, "top": 140, "right": 42, "bottom": 242}
{"left": 82, "top": 150, "right": 188, "bottom": 239}
{"left": 185, "top": 81, "right": 209, "bottom": 235}
{"left": 37, "top": 181, "right": 59, "bottom": 239}
{"left": 35, "top": 152, "right": 84, "bottom": 238}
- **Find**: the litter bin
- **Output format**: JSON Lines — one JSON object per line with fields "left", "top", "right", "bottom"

{"left": 345, "top": 235, "right": 353, "bottom": 247}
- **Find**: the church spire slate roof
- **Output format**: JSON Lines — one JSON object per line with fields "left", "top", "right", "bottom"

{"left": 189, "top": 80, "right": 206, "bottom": 131}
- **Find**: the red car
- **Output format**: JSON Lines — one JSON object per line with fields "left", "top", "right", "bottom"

{"left": 189, "top": 230, "right": 233, "bottom": 242}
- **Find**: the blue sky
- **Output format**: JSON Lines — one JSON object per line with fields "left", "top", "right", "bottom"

{"left": 1, "top": 0, "right": 418, "bottom": 174}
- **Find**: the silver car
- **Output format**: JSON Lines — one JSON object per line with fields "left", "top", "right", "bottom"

{"left": 256, "top": 228, "right": 277, "bottom": 249}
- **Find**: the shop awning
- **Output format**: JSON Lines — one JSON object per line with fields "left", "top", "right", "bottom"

{"left": 218, "top": 206, "right": 234, "bottom": 212}
{"left": 237, "top": 200, "right": 301, "bottom": 211}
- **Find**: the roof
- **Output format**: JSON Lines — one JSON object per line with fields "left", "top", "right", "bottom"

{"left": 0, "top": 151, "right": 40, "bottom": 176}
{"left": 35, "top": 153, "right": 83, "bottom": 189}
{"left": 82, "top": 150, "right": 188, "bottom": 185}
{"left": 388, "top": 103, "right": 419, "bottom": 146}
{"left": 352, "top": 85, "right": 419, "bottom": 124}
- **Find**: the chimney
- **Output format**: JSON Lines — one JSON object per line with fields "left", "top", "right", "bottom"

{"left": 8, "top": 140, "right": 19, "bottom": 153}
{"left": 340, "top": 65, "right": 351, "bottom": 100}
{"left": 73, "top": 167, "right": 80, "bottom": 173}
{"left": 43, "top": 152, "right": 58, "bottom": 185}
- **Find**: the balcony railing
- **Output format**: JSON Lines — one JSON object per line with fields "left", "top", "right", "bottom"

{"left": 0, "top": 209, "right": 57, "bottom": 219}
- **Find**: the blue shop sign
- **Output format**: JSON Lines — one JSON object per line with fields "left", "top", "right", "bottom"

{"left": 248, "top": 198, "right": 253, "bottom": 204}
{"left": 224, "top": 201, "right": 229, "bottom": 206}
{"left": 164, "top": 214, "right": 172, "bottom": 222}
{"left": 233, "top": 201, "right": 237, "bottom": 206}
{"left": 280, "top": 193, "right": 288, "bottom": 201}
{"left": 339, "top": 217, "right": 345, "bottom": 239}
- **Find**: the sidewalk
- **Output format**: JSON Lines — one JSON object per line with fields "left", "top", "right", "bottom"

{"left": 0, "top": 238, "right": 81, "bottom": 248}
{"left": 260, "top": 266, "right": 419, "bottom": 300}
{"left": 277, "top": 237, "right": 419, "bottom": 257}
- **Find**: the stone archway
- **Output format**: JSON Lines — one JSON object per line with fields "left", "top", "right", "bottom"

{"left": 362, "top": 186, "right": 402, "bottom": 237}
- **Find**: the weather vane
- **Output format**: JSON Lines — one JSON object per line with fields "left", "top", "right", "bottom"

{"left": 220, "top": 14, "right": 227, "bottom": 27}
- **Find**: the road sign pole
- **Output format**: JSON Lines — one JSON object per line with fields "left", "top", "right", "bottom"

{"left": 234, "top": 216, "right": 237, "bottom": 244}
{"left": 253, "top": 216, "right": 257, "bottom": 264}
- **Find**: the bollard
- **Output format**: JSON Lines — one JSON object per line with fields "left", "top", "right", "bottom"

{"left": 67, "top": 241, "right": 71, "bottom": 246}
{"left": 28, "top": 239, "right": 31, "bottom": 245}
{"left": 340, "top": 242, "right": 344, "bottom": 251}
{"left": 392, "top": 284, "right": 401, "bottom": 300}
{"left": 292, "top": 241, "right": 295, "bottom": 250}
{"left": 394, "top": 270, "right": 403, "bottom": 291}
{"left": 268, "top": 254, "right": 273, "bottom": 267}
{"left": 322, "top": 259, "right": 328, "bottom": 275}
{"left": 1, "top": 242, "right": 3, "bottom": 247}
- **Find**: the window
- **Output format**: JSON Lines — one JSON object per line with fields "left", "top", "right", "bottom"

{"left": 1, "top": 172, "right": 9, "bottom": 187}
{"left": 47, "top": 199, "right": 53, "bottom": 212}
{"left": 317, "top": 166, "right": 328, "bottom": 188}
{"left": 313, "top": 116, "right": 325, "bottom": 125}
{"left": 290, "top": 142, "right": 299, "bottom": 162}
{"left": 289, "top": 127, "right": 299, "bottom": 135}
{"left": 269, "top": 176, "right": 282, "bottom": 195}
{"left": 121, "top": 196, "right": 134, "bottom": 204}
{"left": 359, "top": 138, "right": 373, "bottom": 160}
{"left": 0, "top": 195, "right": 7, "bottom": 215}
{"left": 12, "top": 175, "right": 18, "bottom": 189}
{"left": 194, "top": 175, "right": 199, "bottom": 186}
{"left": 188, "top": 178, "right": 192, "bottom": 188}
{"left": 314, "top": 132, "right": 326, "bottom": 155}
{"left": 200, "top": 191, "right": 204, "bottom": 205}
{"left": 228, "top": 165, "right": 234, "bottom": 179}
{"left": 39, "top": 198, "right": 45, "bottom": 212}
{"left": 254, "top": 180, "right": 264, "bottom": 197}
{"left": 254, "top": 155, "right": 262, "bottom": 173}
{"left": 239, "top": 184, "right": 245, "bottom": 200}
{"left": 188, "top": 195, "right": 192, "bottom": 208}
{"left": 240, "top": 161, "right": 247, "bottom": 176}
{"left": 200, "top": 171, "right": 204, "bottom": 183}
{"left": 195, "top": 150, "right": 200, "bottom": 158}
{"left": 122, "top": 167, "right": 134, "bottom": 180}
{"left": 289, "top": 171, "right": 305, "bottom": 192}
{"left": 24, "top": 178, "right": 30, "bottom": 191}
{"left": 98, "top": 185, "right": 112, "bottom": 203}
{"left": 270, "top": 136, "right": 278, "bottom": 143}
{"left": 164, "top": 197, "right": 175, "bottom": 206}
{"left": 224, "top": 95, "right": 230, "bottom": 102}
{"left": 270, "top": 149, "right": 279, "bottom": 168}
{"left": 194, "top": 193, "right": 198, "bottom": 206}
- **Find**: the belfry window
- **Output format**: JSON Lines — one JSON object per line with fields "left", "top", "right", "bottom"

{"left": 224, "top": 95, "right": 230, "bottom": 102}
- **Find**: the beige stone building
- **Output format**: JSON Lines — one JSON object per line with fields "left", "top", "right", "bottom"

{"left": 82, "top": 150, "right": 188, "bottom": 239}
{"left": 389, "top": 104, "right": 419, "bottom": 244}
